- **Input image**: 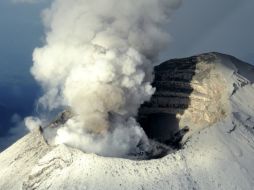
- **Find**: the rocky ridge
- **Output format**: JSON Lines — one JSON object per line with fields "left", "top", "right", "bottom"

{"left": 139, "top": 53, "right": 232, "bottom": 140}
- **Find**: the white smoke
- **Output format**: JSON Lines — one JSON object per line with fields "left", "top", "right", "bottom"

{"left": 25, "top": 116, "right": 42, "bottom": 131}
{"left": 29, "top": 0, "right": 181, "bottom": 157}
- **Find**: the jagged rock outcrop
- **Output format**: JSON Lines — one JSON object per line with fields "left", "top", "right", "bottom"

{"left": 138, "top": 52, "right": 253, "bottom": 140}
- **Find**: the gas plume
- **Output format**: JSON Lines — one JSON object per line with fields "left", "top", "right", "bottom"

{"left": 27, "top": 0, "right": 181, "bottom": 157}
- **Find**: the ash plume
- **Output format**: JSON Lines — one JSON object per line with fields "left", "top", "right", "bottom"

{"left": 26, "top": 0, "right": 181, "bottom": 157}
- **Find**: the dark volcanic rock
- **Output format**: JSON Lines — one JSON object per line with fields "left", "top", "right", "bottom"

{"left": 138, "top": 53, "right": 230, "bottom": 142}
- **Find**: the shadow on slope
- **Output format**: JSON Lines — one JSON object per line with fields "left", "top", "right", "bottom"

{"left": 138, "top": 56, "right": 199, "bottom": 150}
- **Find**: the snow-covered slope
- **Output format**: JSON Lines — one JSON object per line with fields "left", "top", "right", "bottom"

{"left": 0, "top": 52, "right": 254, "bottom": 190}
{"left": 0, "top": 130, "right": 51, "bottom": 190}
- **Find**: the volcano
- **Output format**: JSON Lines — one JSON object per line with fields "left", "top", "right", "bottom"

{"left": 1, "top": 52, "right": 254, "bottom": 190}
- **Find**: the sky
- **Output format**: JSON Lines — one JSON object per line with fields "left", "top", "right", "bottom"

{"left": 0, "top": 0, "right": 253, "bottom": 149}
{"left": 163, "top": 0, "right": 254, "bottom": 64}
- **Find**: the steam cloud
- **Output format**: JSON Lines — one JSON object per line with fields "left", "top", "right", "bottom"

{"left": 27, "top": 0, "right": 181, "bottom": 157}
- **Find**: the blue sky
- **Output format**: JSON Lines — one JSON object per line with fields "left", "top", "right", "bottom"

{"left": 0, "top": 0, "right": 49, "bottom": 147}
{"left": 0, "top": 0, "right": 253, "bottom": 149}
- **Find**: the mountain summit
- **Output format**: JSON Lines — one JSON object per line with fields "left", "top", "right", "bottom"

{"left": 1, "top": 52, "right": 254, "bottom": 190}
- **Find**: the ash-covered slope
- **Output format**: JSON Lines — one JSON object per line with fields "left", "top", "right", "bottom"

{"left": 1, "top": 52, "right": 254, "bottom": 190}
